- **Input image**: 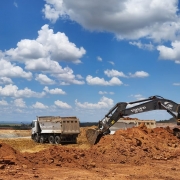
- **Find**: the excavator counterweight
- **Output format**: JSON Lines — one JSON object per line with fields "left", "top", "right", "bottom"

{"left": 86, "top": 95, "right": 180, "bottom": 145}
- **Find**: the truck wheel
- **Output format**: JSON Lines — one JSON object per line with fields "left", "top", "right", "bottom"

{"left": 40, "top": 136, "right": 45, "bottom": 143}
{"left": 55, "top": 136, "right": 61, "bottom": 144}
{"left": 48, "top": 136, "right": 55, "bottom": 144}
{"left": 34, "top": 134, "right": 40, "bottom": 143}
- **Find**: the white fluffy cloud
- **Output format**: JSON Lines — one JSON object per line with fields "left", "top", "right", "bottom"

{"left": 129, "top": 41, "right": 155, "bottom": 51}
{"left": 130, "top": 94, "right": 145, "bottom": 100}
{"left": 0, "top": 84, "right": 45, "bottom": 98}
{"left": 99, "top": 91, "right": 114, "bottom": 95}
{"left": 104, "top": 69, "right": 127, "bottom": 78}
{"left": 54, "top": 100, "right": 72, "bottom": 109}
{"left": 86, "top": 75, "right": 123, "bottom": 86}
{"left": 129, "top": 71, "right": 149, "bottom": 78}
{"left": 14, "top": 98, "right": 26, "bottom": 108}
{"left": 44, "top": 86, "right": 66, "bottom": 95}
{"left": 35, "top": 74, "right": 55, "bottom": 85}
{"left": 55, "top": 71, "right": 85, "bottom": 85}
{"left": 75, "top": 96, "right": 114, "bottom": 109}
{"left": 5, "top": 24, "right": 86, "bottom": 64}
{"left": 42, "top": 0, "right": 64, "bottom": 23}
{"left": 157, "top": 41, "right": 180, "bottom": 63}
{"left": 0, "top": 77, "right": 13, "bottom": 84}
{"left": 32, "top": 102, "right": 48, "bottom": 109}
{"left": 43, "top": 0, "right": 180, "bottom": 42}
{"left": 0, "top": 100, "right": 8, "bottom": 106}
{"left": 0, "top": 59, "right": 32, "bottom": 80}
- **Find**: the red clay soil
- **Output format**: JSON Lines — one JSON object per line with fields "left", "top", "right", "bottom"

{"left": 1, "top": 124, "right": 180, "bottom": 179}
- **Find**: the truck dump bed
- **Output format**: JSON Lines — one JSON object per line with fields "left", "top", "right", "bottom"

{"left": 37, "top": 116, "right": 80, "bottom": 134}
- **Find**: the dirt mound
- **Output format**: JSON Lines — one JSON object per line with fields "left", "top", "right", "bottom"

{"left": 21, "top": 126, "right": 180, "bottom": 169}
{"left": 0, "top": 143, "right": 29, "bottom": 169}
{"left": 90, "top": 124, "right": 180, "bottom": 165}
{"left": 1, "top": 126, "right": 180, "bottom": 170}
{"left": 0, "top": 143, "right": 18, "bottom": 159}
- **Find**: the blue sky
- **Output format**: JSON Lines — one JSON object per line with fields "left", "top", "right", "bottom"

{"left": 0, "top": 0, "right": 180, "bottom": 123}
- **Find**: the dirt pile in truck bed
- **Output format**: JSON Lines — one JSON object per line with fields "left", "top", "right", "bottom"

{"left": 1, "top": 124, "right": 180, "bottom": 170}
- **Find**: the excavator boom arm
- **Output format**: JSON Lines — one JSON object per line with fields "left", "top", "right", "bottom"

{"left": 101, "top": 97, "right": 180, "bottom": 133}
{"left": 86, "top": 95, "right": 180, "bottom": 145}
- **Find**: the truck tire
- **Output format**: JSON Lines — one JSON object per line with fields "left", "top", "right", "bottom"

{"left": 48, "top": 136, "right": 55, "bottom": 144}
{"left": 39, "top": 136, "right": 45, "bottom": 143}
{"left": 55, "top": 136, "right": 61, "bottom": 144}
{"left": 34, "top": 134, "right": 40, "bottom": 143}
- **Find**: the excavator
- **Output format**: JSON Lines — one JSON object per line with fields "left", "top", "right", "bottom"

{"left": 86, "top": 95, "right": 180, "bottom": 145}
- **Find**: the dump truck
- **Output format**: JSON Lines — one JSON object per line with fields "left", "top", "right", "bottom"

{"left": 86, "top": 95, "right": 180, "bottom": 145}
{"left": 31, "top": 116, "right": 80, "bottom": 144}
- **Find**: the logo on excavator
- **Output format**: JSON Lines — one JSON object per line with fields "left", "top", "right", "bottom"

{"left": 131, "top": 106, "right": 146, "bottom": 113}
{"left": 164, "top": 102, "right": 173, "bottom": 110}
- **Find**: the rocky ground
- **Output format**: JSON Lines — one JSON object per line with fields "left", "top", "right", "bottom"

{"left": 0, "top": 124, "right": 180, "bottom": 179}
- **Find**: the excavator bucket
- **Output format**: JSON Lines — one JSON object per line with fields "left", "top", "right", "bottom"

{"left": 86, "top": 128, "right": 102, "bottom": 145}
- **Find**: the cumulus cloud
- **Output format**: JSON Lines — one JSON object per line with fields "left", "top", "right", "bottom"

{"left": 42, "top": 0, "right": 180, "bottom": 42}
{"left": 25, "top": 57, "right": 70, "bottom": 74}
{"left": 86, "top": 75, "right": 123, "bottom": 86}
{"left": 129, "top": 71, "right": 149, "bottom": 78}
{"left": 0, "top": 100, "right": 8, "bottom": 106}
{"left": 35, "top": 74, "right": 55, "bottom": 85}
{"left": 157, "top": 41, "right": 180, "bottom": 63}
{"left": 129, "top": 41, "right": 155, "bottom": 51}
{"left": 0, "top": 84, "right": 45, "bottom": 98}
{"left": 0, "top": 25, "right": 86, "bottom": 85}
{"left": 130, "top": 94, "right": 145, "bottom": 100}
{"left": 54, "top": 71, "right": 85, "bottom": 85}
{"left": 44, "top": 86, "right": 66, "bottom": 95}
{"left": 32, "top": 102, "right": 48, "bottom": 109}
{"left": 42, "top": 0, "right": 65, "bottom": 23}
{"left": 25, "top": 57, "right": 85, "bottom": 85}
{"left": 0, "top": 59, "right": 32, "bottom": 80}
{"left": 54, "top": 100, "right": 72, "bottom": 109}
{"left": 104, "top": 69, "right": 127, "bottom": 78}
{"left": 14, "top": 98, "right": 26, "bottom": 108}
{"left": 76, "top": 74, "right": 83, "bottom": 79}
{"left": 75, "top": 96, "right": 114, "bottom": 109}
{"left": 0, "top": 77, "right": 13, "bottom": 84}
{"left": 5, "top": 24, "right": 86, "bottom": 64}
{"left": 99, "top": 91, "right": 114, "bottom": 95}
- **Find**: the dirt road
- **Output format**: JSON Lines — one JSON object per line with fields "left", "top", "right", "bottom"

{"left": 0, "top": 125, "right": 180, "bottom": 180}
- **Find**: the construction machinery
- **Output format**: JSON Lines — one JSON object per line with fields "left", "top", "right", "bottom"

{"left": 86, "top": 95, "right": 180, "bottom": 145}
{"left": 31, "top": 116, "right": 80, "bottom": 144}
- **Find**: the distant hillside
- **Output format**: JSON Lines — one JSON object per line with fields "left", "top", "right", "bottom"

{"left": 157, "top": 118, "right": 176, "bottom": 123}
{"left": 0, "top": 122, "right": 98, "bottom": 130}
{"left": 80, "top": 122, "right": 98, "bottom": 127}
